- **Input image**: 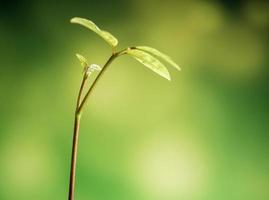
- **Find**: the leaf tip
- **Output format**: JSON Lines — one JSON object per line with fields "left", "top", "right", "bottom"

{"left": 70, "top": 17, "right": 78, "bottom": 23}
{"left": 173, "top": 62, "right": 181, "bottom": 71}
{"left": 165, "top": 72, "right": 171, "bottom": 81}
{"left": 75, "top": 53, "right": 88, "bottom": 68}
{"left": 176, "top": 65, "right": 181, "bottom": 71}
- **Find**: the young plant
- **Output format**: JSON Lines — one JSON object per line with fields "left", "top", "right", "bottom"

{"left": 68, "top": 17, "right": 180, "bottom": 200}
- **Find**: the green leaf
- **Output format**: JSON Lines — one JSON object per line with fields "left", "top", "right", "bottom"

{"left": 76, "top": 53, "right": 88, "bottom": 68}
{"left": 127, "top": 49, "right": 171, "bottom": 81}
{"left": 135, "top": 46, "right": 180, "bottom": 70}
{"left": 70, "top": 17, "right": 118, "bottom": 47}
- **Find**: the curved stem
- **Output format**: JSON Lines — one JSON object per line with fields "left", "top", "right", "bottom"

{"left": 77, "top": 53, "right": 116, "bottom": 115}
{"left": 68, "top": 71, "right": 88, "bottom": 200}
{"left": 68, "top": 48, "right": 129, "bottom": 200}
{"left": 77, "top": 49, "right": 128, "bottom": 115}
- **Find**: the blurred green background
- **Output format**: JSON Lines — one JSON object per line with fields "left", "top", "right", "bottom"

{"left": 0, "top": 0, "right": 269, "bottom": 200}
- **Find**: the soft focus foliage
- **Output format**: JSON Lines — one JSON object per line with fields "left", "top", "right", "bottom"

{"left": 0, "top": 1, "right": 269, "bottom": 200}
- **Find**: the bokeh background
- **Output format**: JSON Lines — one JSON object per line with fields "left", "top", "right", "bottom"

{"left": 0, "top": 0, "right": 269, "bottom": 200}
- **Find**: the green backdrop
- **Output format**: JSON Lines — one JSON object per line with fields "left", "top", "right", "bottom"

{"left": 0, "top": 0, "right": 268, "bottom": 200}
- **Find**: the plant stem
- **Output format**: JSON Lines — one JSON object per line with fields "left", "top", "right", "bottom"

{"left": 77, "top": 53, "right": 116, "bottom": 115}
{"left": 76, "top": 73, "right": 88, "bottom": 109}
{"left": 68, "top": 50, "right": 127, "bottom": 200}
{"left": 68, "top": 114, "right": 81, "bottom": 200}
{"left": 68, "top": 72, "right": 87, "bottom": 200}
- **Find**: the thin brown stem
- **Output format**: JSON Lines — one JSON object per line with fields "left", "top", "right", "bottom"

{"left": 68, "top": 72, "right": 87, "bottom": 200}
{"left": 68, "top": 49, "right": 128, "bottom": 200}
{"left": 77, "top": 54, "right": 116, "bottom": 115}
{"left": 76, "top": 73, "right": 88, "bottom": 109}
{"left": 68, "top": 114, "right": 81, "bottom": 200}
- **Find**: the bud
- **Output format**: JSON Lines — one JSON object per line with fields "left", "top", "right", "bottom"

{"left": 85, "top": 64, "right": 102, "bottom": 76}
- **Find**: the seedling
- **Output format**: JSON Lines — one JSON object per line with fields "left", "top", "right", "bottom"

{"left": 68, "top": 17, "right": 180, "bottom": 200}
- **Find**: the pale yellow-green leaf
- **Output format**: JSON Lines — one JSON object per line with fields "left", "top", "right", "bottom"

{"left": 70, "top": 17, "right": 118, "bottom": 47}
{"left": 76, "top": 53, "right": 88, "bottom": 68}
{"left": 127, "top": 49, "right": 171, "bottom": 81}
{"left": 136, "top": 46, "right": 180, "bottom": 70}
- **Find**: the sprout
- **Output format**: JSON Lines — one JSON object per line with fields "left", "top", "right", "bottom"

{"left": 68, "top": 17, "right": 181, "bottom": 200}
